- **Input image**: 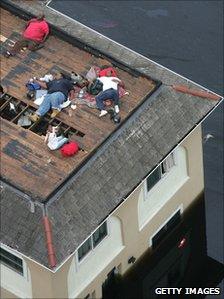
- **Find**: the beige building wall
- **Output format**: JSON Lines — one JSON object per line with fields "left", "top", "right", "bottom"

{"left": 0, "top": 288, "right": 18, "bottom": 299}
{"left": 1, "top": 254, "right": 73, "bottom": 299}
{"left": 76, "top": 125, "right": 204, "bottom": 298}
{"left": 0, "top": 125, "right": 204, "bottom": 299}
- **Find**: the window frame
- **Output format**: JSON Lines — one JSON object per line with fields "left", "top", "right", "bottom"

{"left": 145, "top": 151, "right": 177, "bottom": 197}
{"left": 149, "top": 206, "right": 183, "bottom": 248}
{"left": 151, "top": 210, "right": 181, "bottom": 249}
{"left": 146, "top": 166, "right": 163, "bottom": 192}
{"left": 77, "top": 221, "right": 108, "bottom": 263}
{"left": 0, "top": 245, "right": 26, "bottom": 277}
{"left": 77, "top": 237, "right": 92, "bottom": 262}
{"left": 162, "top": 151, "right": 176, "bottom": 173}
{"left": 92, "top": 221, "right": 107, "bottom": 248}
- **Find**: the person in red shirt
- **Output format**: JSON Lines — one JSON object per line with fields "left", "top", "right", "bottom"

{"left": 5, "top": 13, "right": 49, "bottom": 58}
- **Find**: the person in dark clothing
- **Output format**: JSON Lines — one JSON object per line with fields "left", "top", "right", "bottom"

{"left": 29, "top": 72, "right": 74, "bottom": 122}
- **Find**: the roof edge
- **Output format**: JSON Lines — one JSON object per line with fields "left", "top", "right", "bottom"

{"left": 50, "top": 97, "right": 223, "bottom": 273}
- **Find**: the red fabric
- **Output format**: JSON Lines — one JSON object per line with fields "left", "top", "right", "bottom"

{"left": 99, "top": 67, "right": 118, "bottom": 78}
{"left": 23, "top": 19, "right": 49, "bottom": 42}
{"left": 60, "top": 142, "right": 79, "bottom": 157}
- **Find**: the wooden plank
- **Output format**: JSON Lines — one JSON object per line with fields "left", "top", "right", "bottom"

{"left": 0, "top": 97, "right": 12, "bottom": 111}
{"left": 1, "top": 119, "right": 89, "bottom": 198}
{"left": 0, "top": 34, "right": 7, "bottom": 42}
{"left": 1, "top": 119, "right": 85, "bottom": 170}
{"left": 0, "top": 8, "right": 156, "bottom": 200}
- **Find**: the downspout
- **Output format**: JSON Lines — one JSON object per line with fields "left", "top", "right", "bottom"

{"left": 1, "top": 181, "right": 56, "bottom": 269}
{"left": 172, "top": 84, "right": 221, "bottom": 101}
{"left": 43, "top": 216, "right": 57, "bottom": 268}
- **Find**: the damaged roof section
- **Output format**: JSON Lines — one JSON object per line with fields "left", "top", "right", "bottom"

{"left": 0, "top": 0, "right": 222, "bottom": 269}
{"left": 0, "top": 8, "right": 157, "bottom": 201}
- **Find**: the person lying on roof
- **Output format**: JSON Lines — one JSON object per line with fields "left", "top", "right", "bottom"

{"left": 29, "top": 71, "right": 74, "bottom": 122}
{"left": 95, "top": 70, "right": 123, "bottom": 117}
{"left": 5, "top": 13, "right": 49, "bottom": 58}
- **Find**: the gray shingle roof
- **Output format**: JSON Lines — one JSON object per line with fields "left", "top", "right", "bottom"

{"left": 0, "top": 185, "right": 48, "bottom": 266}
{"left": 46, "top": 85, "right": 219, "bottom": 265}
{"left": 0, "top": 0, "right": 222, "bottom": 269}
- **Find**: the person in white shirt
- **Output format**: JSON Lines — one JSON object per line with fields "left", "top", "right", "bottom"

{"left": 96, "top": 71, "right": 122, "bottom": 117}
{"left": 44, "top": 125, "right": 68, "bottom": 150}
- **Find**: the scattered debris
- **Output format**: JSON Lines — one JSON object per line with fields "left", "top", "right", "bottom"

{"left": 9, "top": 102, "right": 16, "bottom": 111}
{"left": 0, "top": 34, "right": 7, "bottom": 42}
{"left": 17, "top": 113, "right": 32, "bottom": 127}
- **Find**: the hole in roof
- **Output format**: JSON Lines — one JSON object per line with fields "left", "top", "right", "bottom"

{"left": 0, "top": 93, "right": 85, "bottom": 138}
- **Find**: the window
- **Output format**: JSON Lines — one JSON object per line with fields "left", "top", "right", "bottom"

{"left": 78, "top": 222, "right": 108, "bottom": 261}
{"left": 78, "top": 238, "right": 92, "bottom": 261}
{"left": 146, "top": 152, "right": 176, "bottom": 192}
{"left": 151, "top": 210, "right": 181, "bottom": 249}
{"left": 146, "top": 167, "right": 161, "bottom": 191}
{"left": 93, "top": 222, "right": 107, "bottom": 247}
{"left": 163, "top": 152, "right": 176, "bottom": 172}
{"left": 0, "top": 247, "right": 23, "bottom": 275}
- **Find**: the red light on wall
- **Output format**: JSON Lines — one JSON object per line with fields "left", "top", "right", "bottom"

{"left": 178, "top": 237, "right": 187, "bottom": 249}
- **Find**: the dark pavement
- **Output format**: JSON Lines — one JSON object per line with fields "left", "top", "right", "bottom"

{"left": 49, "top": 0, "right": 223, "bottom": 291}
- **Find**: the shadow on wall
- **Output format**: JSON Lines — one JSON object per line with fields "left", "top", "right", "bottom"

{"left": 102, "top": 194, "right": 224, "bottom": 299}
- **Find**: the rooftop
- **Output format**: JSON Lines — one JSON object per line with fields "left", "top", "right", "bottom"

{"left": 0, "top": 0, "right": 222, "bottom": 270}
{"left": 0, "top": 8, "right": 156, "bottom": 201}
